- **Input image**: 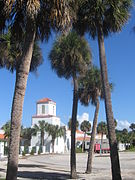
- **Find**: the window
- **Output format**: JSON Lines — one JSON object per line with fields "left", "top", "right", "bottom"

{"left": 42, "top": 105, "right": 45, "bottom": 114}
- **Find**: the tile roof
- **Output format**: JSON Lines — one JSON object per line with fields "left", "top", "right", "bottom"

{"left": 0, "top": 134, "right": 5, "bottom": 139}
{"left": 37, "top": 98, "right": 56, "bottom": 104}
{"left": 76, "top": 137, "right": 90, "bottom": 141}
{"left": 76, "top": 130, "right": 84, "bottom": 134}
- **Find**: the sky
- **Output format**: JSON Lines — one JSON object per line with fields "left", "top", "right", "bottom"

{"left": 0, "top": 10, "right": 135, "bottom": 131}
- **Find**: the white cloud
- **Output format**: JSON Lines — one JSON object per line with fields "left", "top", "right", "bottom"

{"left": 77, "top": 113, "right": 92, "bottom": 125}
{"left": 116, "top": 120, "right": 130, "bottom": 130}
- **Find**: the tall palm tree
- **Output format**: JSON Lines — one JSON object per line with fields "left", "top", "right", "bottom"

{"left": 68, "top": 118, "right": 79, "bottom": 130}
{"left": 80, "top": 120, "right": 91, "bottom": 152}
{"left": 32, "top": 121, "right": 48, "bottom": 147}
{"left": 79, "top": 66, "right": 103, "bottom": 173}
{"left": 46, "top": 124, "right": 65, "bottom": 153}
{"left": 75, "top": 1, "right": 132, "bottom": 179}
{"left": 49, "top": 31, "right": 92, "bottom": 178}
{"left": 97, "top": 121, "right": 108, "bottom": 154}
{"left": 1, "top": 2, "right": 75, "bottom": 180}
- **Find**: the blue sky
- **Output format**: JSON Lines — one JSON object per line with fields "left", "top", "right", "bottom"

{"left": 0, "top": 10, "right": 135, "bottom": 130}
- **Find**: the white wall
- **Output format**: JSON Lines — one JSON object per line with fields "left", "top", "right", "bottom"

{"left": 36, "top": 102, "right": 56, "bottom": 116}
{"left": 32, "top": 117, "right": 53, "bottom": 126}
{"left": 0, "top": 141, "right": 4, "bottom": 156}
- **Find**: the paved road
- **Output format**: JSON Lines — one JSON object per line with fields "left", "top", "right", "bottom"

{"left": 0, "top": 152, "right": 135, "bottom": 179}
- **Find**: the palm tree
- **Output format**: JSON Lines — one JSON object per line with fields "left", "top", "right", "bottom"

{"left": 46, "top": 124, "right": 65, "bottom": 153}
{"left": 129, "top": 123, "right": 135, "bottom": 132}
{"left": 49, "top": 31, "right": 92, "bottom": 178}
{"left": 2, "top": 2, "right": 75, "bottom": 179}
{"left": 21, "top": 127, "right": 33, "bottom": 146}
{"left": 97, "top": 121, "right": 108, "bottom": 154}
{"left": 79, "top": 66, "right": 103, "bottom": 173}
{"left": 32, "top": 121, "right": 48, "bottom": 147}
{"left": 68, "top": 118, "right": 79, "bottom": 130}
{"left": 80, "top": 120, "right": 91, "bottom": 152}
{"left": 2, "top": 121, "right": 11, "bottom": 140}
{"left": 0, "top": 29, "right": 43, "bottom": 73}
{"left": 75, "top": 1, "right": 132, "bottom": 179}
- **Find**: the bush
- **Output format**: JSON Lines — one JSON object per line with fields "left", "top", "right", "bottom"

{"left": 38, "top": 149, "right": 41, "bottom": 155}
{"left": 22, "top": 151, "right": 25, "bottom": 156}
{"left": 30, "top": 148, "right": 35, "bottom": 155}
{"left": 76, "top": 147, "right": 82, "bottom": 153}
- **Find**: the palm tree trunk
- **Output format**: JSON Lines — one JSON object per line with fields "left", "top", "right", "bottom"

{"left": 70, "top": 76, "right": 78, "bottom": 179}
{"left": 100, "top": 133, "right": 103, "bottom": 155}
{"left": 97, "top": 25, "right": 121, "bottom": 180}
{"left": 86, "top": 97, "right": 99, "bottom": 173}
{"left": 52, "top": 140, "right": 55, "bottom": 153}
{"left": 41, "top": 132, "right": 44, "bottom": 147}
{"left": 82, "top": 133, "right": 86, "bottom": 152}
{"left": 6, "top": 22, "right": 36, "bottom": 180}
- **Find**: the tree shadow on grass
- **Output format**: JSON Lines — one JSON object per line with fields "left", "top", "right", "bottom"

{"left": 18, "top": 171, "right": 70, "bottom": 180}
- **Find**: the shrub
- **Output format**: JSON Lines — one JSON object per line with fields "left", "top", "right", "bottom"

{"left": 76, "top": 147, "right": 82, "bottom": 153}
{"left": 22, "top": 151, "right": 25, "bottom": 156}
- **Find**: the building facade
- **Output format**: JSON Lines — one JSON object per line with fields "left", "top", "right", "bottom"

{"left": 31, "top": 98, "right": 65, "bottom": 153}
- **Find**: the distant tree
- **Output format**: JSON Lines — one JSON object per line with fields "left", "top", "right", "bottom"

{"left": 2, "top": 121, "right": 11, "bottom": 139}
{"left": 129, "top": 123, "right": 135, "bottom": 132}
{"left": 46, "top": 124, "right": 65, "bottom": 153}
{"left": 21, "top": 127, "right": 33, "bottom": 146}
{"left": 2, "top": 121, "right": 24, "bottom": 145}
{"left": 97, "top": 121, "right": 108, "bottom": 154}
{"left": 80, "top": 120, "right": 91, "bottom": 152}
{"left": 32, "top": 121, "right": 48, "bottom": 146}
{"left": 68, "top": 118, "right": 79, "bottom": 130}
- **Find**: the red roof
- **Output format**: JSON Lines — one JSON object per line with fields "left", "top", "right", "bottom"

{"left": 37, "top": 98, "right": 56, "bottom": 104}
{"left": 76, "top": 130, "right": 84, "bottom": 134}
{"left": 32, "top": 115, "right": 56, "bottom": 118}
{"left": 0, "top": 134, "right": 5, "bottom": 139}
{"left": 76, "top": 137, "right": 90, "bottom": 141}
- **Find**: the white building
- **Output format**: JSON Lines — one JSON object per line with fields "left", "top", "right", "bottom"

{"left": 0, "top": 130, "right": 6, "bottom": 157}
{"left": 31, "top": 98, "right": 65, "bottom": 153}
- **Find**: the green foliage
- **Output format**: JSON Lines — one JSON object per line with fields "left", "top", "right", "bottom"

{"left": 79, "top": 66, "right": 113, "bottom": 106}
{"left": 0, "top": 29, "right": 43, "bottom": 72}
{"left": 116, "top": 128, "right": 135, "bottom": 146}
{"left": 22, "top": 151, "right": 25, "bottom": 156}
{"left": 49, "top": 31, "right": 92, "bottom": 80}
{"left": 46, "top": 124, "right": 65, "bottom": 142}
{"left": 68, "top": 118, "right": 79, "bottom": 130}
{"left": 76, "top": 147, "right": 83, "bottom": 153}
{"left": 32, "top": 121, "right": 48, "bottom": 146}
{"left": 127, "top": 145, "right": 135, "bottom": 151}
{"left": 30, "top": 147, "right": 35, "bottom": 155}
{"left": 97, "top": 121, "right": 108, "bottom": 135}
{"left": 129, "top": 123, "right": 135, "bottom": 132}
{"left": 75, "top": 0, "right": 132, "bottom": 38}
{"left": 2, "top": 121, "right": 10, "bottom": 139}
{"left": 80, "top": 120, "right": 91, "bottom": 133}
